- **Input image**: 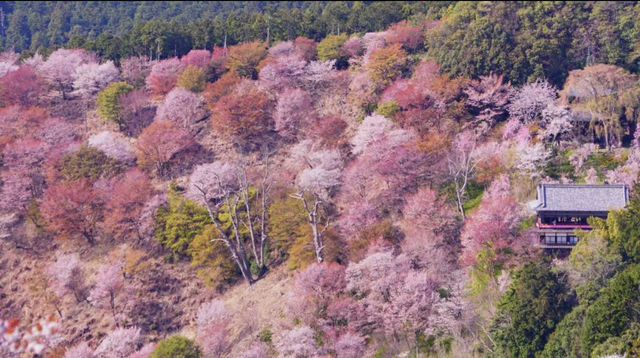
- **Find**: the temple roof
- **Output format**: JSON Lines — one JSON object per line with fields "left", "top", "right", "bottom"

{"left": 535, "top": 183, "right": 629, "bottom": 212}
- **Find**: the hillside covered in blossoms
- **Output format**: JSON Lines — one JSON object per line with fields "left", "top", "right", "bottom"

{"left": 3, "top": 2, "right": 640, "bottom": 358}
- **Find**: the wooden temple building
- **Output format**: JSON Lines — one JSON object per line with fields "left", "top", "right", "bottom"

{"left": 534, "top": 183, "right": 629, "bottom": 249}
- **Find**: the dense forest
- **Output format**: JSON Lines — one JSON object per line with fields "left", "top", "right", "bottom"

{"left": 2, "top": 1, "right": 640, "bottom": 357}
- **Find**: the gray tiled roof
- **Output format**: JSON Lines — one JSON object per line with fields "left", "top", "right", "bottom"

{"left": 536, "top": 184, "right": 629, "bottom": 212}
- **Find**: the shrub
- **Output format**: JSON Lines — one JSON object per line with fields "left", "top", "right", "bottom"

{"left": 58, "top": 145, "right": 124, "bottom": 181}
{"left": 150, "top": 336, "right": 201, "bottom": 358}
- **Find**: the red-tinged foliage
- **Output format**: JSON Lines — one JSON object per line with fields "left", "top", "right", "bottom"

{"left": 294, "top": 36, "right": 317, "bottom": 61}
{"left": 103, "top": 169, "right": 153, "bottom": 241}
{"left": 203, "top": 71, "right": 241, "bottom": 106}
{"left": 210, "top": 82, "right": 274, "bottom": 150}
{"left": 180, "top": 49, "right": 211, "bottom": 68}
{"left": 384, "top": 20, "right": 425, "bottom": 52}
{"left": 460, "top": 175, "right": 523, "bottom": 267}
{"left": 135, "top": 120, "right": 194, "bottom": 177}
{"left": 145, "top": 58, "right": 184, "bottom": 96}
{"left": 208, "top": 46, "right": 229, "bottom": 81}
{"left": 40, "top": 179, "right": 103, "bottom": 244}
{"left": 310, "top": 116, "right": 347, "bottom": 148}
{"left": 0, "top": 65, "right": 45, "bottom": 106}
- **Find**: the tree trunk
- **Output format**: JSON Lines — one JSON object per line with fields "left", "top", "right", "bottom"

{"left": 204, "top": 201, "right": 254, "bottom": 285}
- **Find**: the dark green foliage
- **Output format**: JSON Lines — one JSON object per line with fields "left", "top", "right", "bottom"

{"left": 58, "top": 145, "right": 124, "bottom": 181}
{"left": 542, "top": 148, "right": 575, "bottom": 181}
{"left": 150, "top": 335, "right": 201, "bottom": 358}
{"left": 540, "top": 305, "right": 587, "bottom": 358}
{"left": 581, "top": 264, "right": 640, "bottom": 354}
{"left": 0, "top": 1, "right": 436, "bottom": 59}
{"left": 490, "top": 257, "right": 574, "bottom": 358}
{"left": 425, "top": 2, "right": 640, "bottom": 86}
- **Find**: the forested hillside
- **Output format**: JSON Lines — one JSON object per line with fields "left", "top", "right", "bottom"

{"left": 1, "top": 1, "right": 640, "bottom": 357}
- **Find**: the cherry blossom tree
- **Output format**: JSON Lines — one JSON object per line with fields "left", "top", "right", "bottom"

{"left": 145, "top": 58, "right": 184, "bottom": 96}
{"left": 291, "top": 147, "right": 343, "bottom": 263}
{"left": 274, "top": 88, "right": 314, "bottom": 141}
{"left": 40, "top": 179, "right": 103, "bottom": 244}
{"left": 155, "top": 87, "right": 208, "bottom": 135}
{"left": 341, "top": 37, "right": 364, "bottom": 58}
{"left": 23, "top": 53, "right": 44, "bottom": 68}
{"left": 180, "top": 49, "right": 211, "bottom": 68}
{"left": 0, "top": 60, "right": 17, "bottom": 78}
{"left": 294, "top": 36, "right": 317, "bottom": 61}
{"left": 606, "top": 150, "right": 640, "bottom": 187}
{"left": 508, "top": 79, "right": 556, "bottom": 123}
{"left": 0, "top": 138, "right": 48, "bottom": 214}
{"left": 88, "top": 260, "right": 127, "bottom": 326}
{"left": 269, "top": 41, "right": 295, "bottom": 58}
{"left": 39, "top": 48, "right": 96, "bottom": 99}
{"left": 447, "top": 131, "right": 478, "bottom": 218}
{"left": 460, "top": 175, "right": 522, "bottom": 272}
{"left": 64, "top": 342, "right": 94, "bottom": 358}
{"left": 88, "top": 131, "right": 136, "bottom": 163}
{"left": 402, "top": 187, "right": 459, "bottom": 247}
{"left": 195, "top": 300, "right": 230, "bottom": 357}
{"left": 46, "top": 252, "right": 87, "bottom": 304}
{"left": 120, "top": 56, "right": 154, "bottom": 88}
{"left": 287, "top": 262, "right": 345, "bottom": 324}
{"left": 384, "top": 20, "right": 424, "bottom": 52}
{"left": 465, "top": 73, "right": 511, "bottom": 133}
{"left": 515, "top": 141, "right": 551, "bottom": 174}
{"left": 275, "top": 326, "right": 318, "bottom": 358}
{"left": 0, "top": 65, "right": 45, "bottom": 106}
{"left": 541, "top": 104, "right": 573, "bottom": 145}
{"left": 258, "top": 54, "right": 307, "bottom": 92}
{"left": 93, "top": 327, "right": 141, "bottom": 358}
{"left": 302, "top": 60, "right": 337, "bottom": 93}
{"left": 103, "top": 169, "right": 153, "bottom": 241}
{"left": 333, "top": 331, "right": 366, "bottom": 358}
{"left": 72, "top": 61, "right": 120, "bottom": 97}
{"left": 210, "top": 82, "right": 274, "bottom": 151}
{"left": 135, "top": 120, "right": 194, "bottom": 177}
{"left": 344, "top": 249, "right": 459, "bottom": 352}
